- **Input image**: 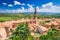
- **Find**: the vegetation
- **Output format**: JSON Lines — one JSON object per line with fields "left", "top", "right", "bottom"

{"left": 8, "top": 23, "right": 34, "bottom": 40}
{"left": 0, "top": 13, "right": 34, "bottom": 22}
{"left": 7, "top": 22, "right": 60, "bottom": 40}
{"left": 0, "top": 13, "right": 60, "bottom": 22}
{"left": 40, "top": 29, "right": 60, "bottom": 40}
{"left": 1, "top": 13, "right": 60, "bottom": 40}
{"left": 0, "top": 17, "right": 12, "bottom": 22}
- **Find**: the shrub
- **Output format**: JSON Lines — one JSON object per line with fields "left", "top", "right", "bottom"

{"left": 8, "top": 23, "right": 34, "bottom": 40}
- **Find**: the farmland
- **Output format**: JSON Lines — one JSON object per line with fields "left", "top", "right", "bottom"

{"left": 0, "top": 13, "right": 60, "bottom": 22}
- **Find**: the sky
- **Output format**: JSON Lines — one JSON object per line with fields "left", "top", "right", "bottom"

{"left": 0, "top": 0, "right": 60, "bottom": 13}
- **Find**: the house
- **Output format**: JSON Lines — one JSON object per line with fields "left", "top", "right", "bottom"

{"left": 0, "top": 23, "right": 7, "bottom": 40}
{"left": 2, "top": 21, "right": 14, "bottom": 36}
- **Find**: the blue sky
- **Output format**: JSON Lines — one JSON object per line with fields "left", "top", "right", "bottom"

{"left": 0, "top": 0, "right": 60, "bottom": 13}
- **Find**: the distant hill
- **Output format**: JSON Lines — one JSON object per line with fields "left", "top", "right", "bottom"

{"left": 0, "top": 12, "right": 60, "bottom": 15}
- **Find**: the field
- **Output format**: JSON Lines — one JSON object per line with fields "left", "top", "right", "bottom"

{"left": 0, "top": 13, "right": 60, "bottom": 22}
{"left": 0, "top": 13, "right": 34, "bottom": 22}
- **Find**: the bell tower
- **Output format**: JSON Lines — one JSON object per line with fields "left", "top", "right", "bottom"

{"left": 34, "top": 8, "right": 37, "bottom": 19}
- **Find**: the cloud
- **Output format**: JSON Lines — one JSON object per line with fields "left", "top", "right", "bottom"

{"left": 27, "top": 4, "right": 33, "bottom": 7}
{"left": 36, "top": 6, "right": 40, "bottom": 11}
{"left": 15, "top": 7, "right": 27, "bottom": 13}
{"left": 8, "top": 4, "right": 13, "bottom": 7}
{"left": 3, "top": 3, "right": 7, "bottom": 5}
{"left": 27, "top": 4, "right": 34, "bottom": 12}
{"left": 22, "top": 3, "right": 25, "bottom": 5}
{"left": 14, "top": 1, "right": 25, "bottom": 6}
{"left": 2, "top": 7, "right": 27, "bottom": 13}
{"left": 14, "top": 1, "right": 21, "bottom": 5}
{"left": 21, "top": 7, "right": 24, "bottom": 10}
{"left": 27, "top": 7, "right": 34, "bottom": 12}
{"left": 1, "top": 2, "right": 60, "bottom": 13}
{"left": 37, "top": 2, "right": 60, "bottom": 13}
{"left": 42, "top": 2, "right": 53, "bottom": 8}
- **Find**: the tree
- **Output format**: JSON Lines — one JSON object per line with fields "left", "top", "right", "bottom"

{"left": 8, "top": 23, "right": 34, "bottom": 40}
{"left": 39, "top": 29, "right": 60, "bottom": 40}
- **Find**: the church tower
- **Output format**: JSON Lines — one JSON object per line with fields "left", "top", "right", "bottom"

{"left": 34, "top": 8, "right": 37, "bottom": 19}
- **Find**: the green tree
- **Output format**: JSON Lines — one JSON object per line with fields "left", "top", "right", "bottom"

{"left": 39, "top": 29, "right": 60, "bottom": 40}
{"left": 8, "top": 23, "right": 34, "bottom": 40}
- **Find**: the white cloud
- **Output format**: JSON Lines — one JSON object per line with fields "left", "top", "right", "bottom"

{"left": 27, "top": 4, "right": 34, "bottom": 12}
{"left": 8, "top": 4, "right": 13, "bottom": 7}
{"left": 14, "top": 1, "right": 25, "bottom": 6}
{"left": 14, "top": 1, "right": 21, "bottom": 5}
{"left": 27, "top": 7, "right": 34, "bottom": 12}
{"left": 27, "top": 4, "right": 33, "bottom": 7}
{"left": 1, "top": 2, "right": 60, "bottom": 13}
{"left": 42, "top": 2, "right": 53, "bottom": 8}
{"left": 21, "top": 7, "right": 24, "bottom": 10}
{"left": 37, "top": 2, "right": 60, "bottom": 13}
{"left": 22, "top": 3, "right": 25, "bottom": 5}
{"left": 36, "top": 6, "right": 40, "bottom": 12}
{"left": 3, "top": 3, "right": 7, "bottom": 5}
{"left": 17, "top": 9, "right": 27, "bottom": 13}
{"left": 2, "top": 7, "right": 27, "bottom": 13}
{"left": 15, "top": 6, "right": 34, "bottom": 13}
